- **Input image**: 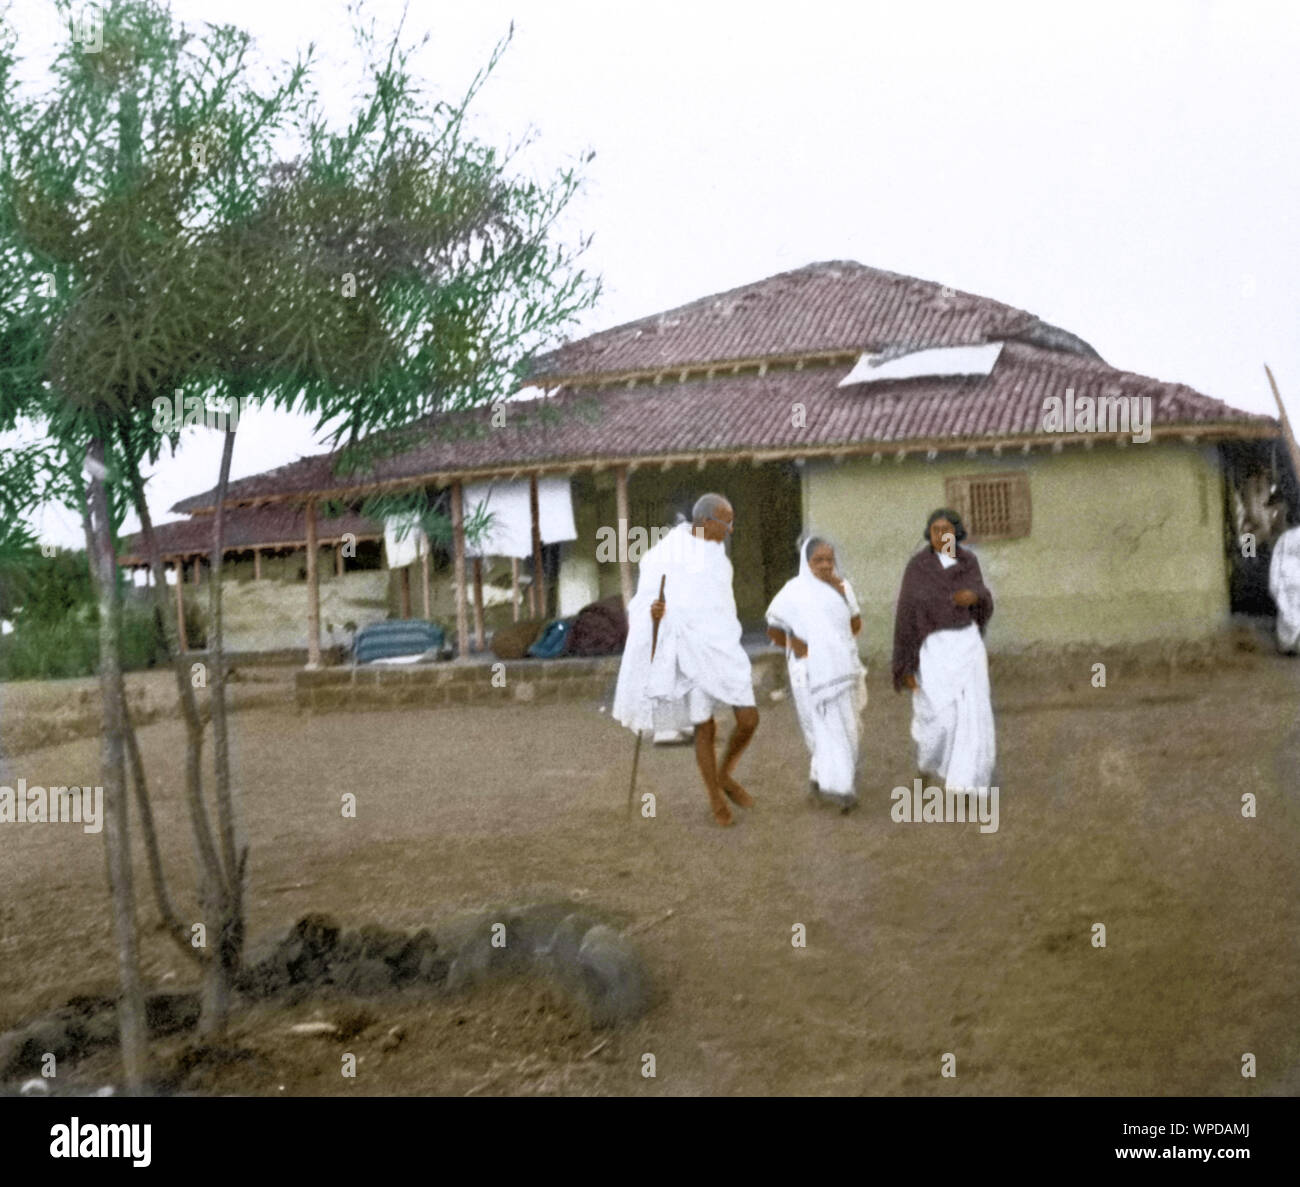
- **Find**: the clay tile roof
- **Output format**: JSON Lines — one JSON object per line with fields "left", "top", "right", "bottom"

{"left": 168, "top": 262, "right": 1277, "bottom": 514}
{"left": 118, "top": 504, "right": 380, "bottom": 564}
{"left": 528, "top": 260, "right": 1046, "bottom": 379}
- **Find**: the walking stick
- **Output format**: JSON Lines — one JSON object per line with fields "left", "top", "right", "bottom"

{"left": 627, "top": 574, "right": 666, "bottom": 816}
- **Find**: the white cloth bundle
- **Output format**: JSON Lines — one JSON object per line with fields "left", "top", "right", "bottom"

{"left": 1269, "top": 525, "right": 1300, "bottom": 651}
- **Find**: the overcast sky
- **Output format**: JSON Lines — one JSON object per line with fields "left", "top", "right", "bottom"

{"left": 9, "top": 0, "right": 1299, "bottom": 548}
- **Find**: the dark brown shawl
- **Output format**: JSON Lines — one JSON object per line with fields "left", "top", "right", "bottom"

{"left": 891, "top": 546, "right": 994, "bottom": 691}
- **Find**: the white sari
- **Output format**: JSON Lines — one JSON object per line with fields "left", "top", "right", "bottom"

{"left": 910, "top": 555, "right": 996, "bottom": 791}
{"left": 766, "top": 543, "right": 866, "bottom": 799}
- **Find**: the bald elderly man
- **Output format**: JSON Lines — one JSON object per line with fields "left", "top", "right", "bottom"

{"left": 612, "top": 493, "right": 760, "bottom": 827}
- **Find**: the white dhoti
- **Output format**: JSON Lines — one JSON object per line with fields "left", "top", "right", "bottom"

{"left": 912, "top": 622, "right": 996, "bottom": 792}
{"left": 1269, "top": 526, "right": 1300, "bottom": 653}
{"left": 613, "top": 523, "right": 754, "bottom": 734}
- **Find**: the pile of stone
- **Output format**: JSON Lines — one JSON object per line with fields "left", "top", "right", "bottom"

{"left": 445, "top": 903, "right": 649, "bottom": 1027}
{"left": 0, "top": 991, "right": 198, "bottom": 1088}
{"left": 235, "top": 914, "right": 448, "bottom": 1001}
{"left": 0, "top": 905, "right": 650, "bottom": 1092}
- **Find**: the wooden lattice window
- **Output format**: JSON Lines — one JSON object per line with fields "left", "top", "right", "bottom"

{"left": 944, "top": 472, "right": 1031, "bottom": 540}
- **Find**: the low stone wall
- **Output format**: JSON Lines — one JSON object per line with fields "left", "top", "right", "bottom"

{"left": 296, "top": 649, "right": 787, "bottom": 712}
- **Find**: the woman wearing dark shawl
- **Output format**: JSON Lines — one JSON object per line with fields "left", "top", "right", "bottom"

{"left": 892, "top": 509, "right": 996, "bottom": 792}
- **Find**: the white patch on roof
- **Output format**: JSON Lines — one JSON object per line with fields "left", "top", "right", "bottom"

{"left": 838, "top": 342, "right": 1004, "bottom": 386}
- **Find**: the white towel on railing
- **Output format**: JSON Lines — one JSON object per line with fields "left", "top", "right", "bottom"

{"left": 463, "top": 477, "right": 576, "bottom": 558}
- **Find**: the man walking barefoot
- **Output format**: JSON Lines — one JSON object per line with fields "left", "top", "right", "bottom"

{"left": 613, "top": 493, "right": 759, "bottom": 826}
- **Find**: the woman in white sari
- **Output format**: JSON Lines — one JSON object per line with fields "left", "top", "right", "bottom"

{"left": 891, "top": 509, "right": 996, "bottom": 794}
{"left": 766, "top": 537, "right": 867, "bottom": 813}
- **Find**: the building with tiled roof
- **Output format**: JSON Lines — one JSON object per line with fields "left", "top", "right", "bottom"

{"left": 171, "top": 262, "right": 1270, "bottom": 513}
{"left": 118, "top": 505, "right": 381, "bottom": 568}
{"left": 145, "top": 260, "right": 1280, "bottom": 661}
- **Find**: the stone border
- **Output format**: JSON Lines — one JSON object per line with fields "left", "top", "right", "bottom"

{"left": 296, "top": 651, "right": 786, "bottom": 712}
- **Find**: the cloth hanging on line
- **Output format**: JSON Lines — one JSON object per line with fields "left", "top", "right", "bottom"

{"left": 383, "top": 513, "right": 428, "bottom": 569}
{"left": 462, "top": 477, "right": 576, "bottom": 559}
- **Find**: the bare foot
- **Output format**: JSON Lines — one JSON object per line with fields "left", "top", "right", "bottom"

{"left": 720, "top": 774, "right": 754, "bottom": 808}
{"left": 707, "top": 785, "right": 735, "bottom": 826}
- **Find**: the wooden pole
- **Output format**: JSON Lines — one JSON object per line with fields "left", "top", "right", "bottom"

{"left": 400, "top": 567, "right": 412, "bottom": 618}
{"left": 530, "top": 474, "right": 546, "bottom": 619}
{"left": 615, "top": 465, "right": 633, "bottom": 609}
{"left": 253, "top": 547, "right": 262, "bottom": 581}
{"left": 472, "top": 557, "right": 486, "bottom": 651}
{"left": 1265, "top": 365, "right": 1300, "bottom": 483}
{"left": 510, "top": 557, "right": 520, "bottom": 623}
{"left": 451, "top": 481, "right": 470, "bottom": 658}
{"left": 420, "top": 534, "right": 431, "bottom": 619}
{"left": 173, "top": 558, "right": 188, "bottom": 652}
{"left": 305, "top": 500, "right": 321, "bottom": 668}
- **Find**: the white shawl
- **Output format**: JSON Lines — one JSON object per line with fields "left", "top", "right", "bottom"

{"left": 612, "top": 523, "right": 754, "bottom": 732}
{"left": 765, "top": 539, "right": 864, "bottom": 710}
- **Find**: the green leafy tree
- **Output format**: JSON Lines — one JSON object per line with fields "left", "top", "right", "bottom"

{"left": 0, "top": 0, "right": 597, "bottom": 1081}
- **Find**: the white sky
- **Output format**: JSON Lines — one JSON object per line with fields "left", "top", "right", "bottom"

{"left": 8, "top": 0, "right": 1300, "bottom": 548}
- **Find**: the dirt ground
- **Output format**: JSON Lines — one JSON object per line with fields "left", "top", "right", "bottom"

{"left": 1, "top": 650, "right": 1297, "bottom": 1096}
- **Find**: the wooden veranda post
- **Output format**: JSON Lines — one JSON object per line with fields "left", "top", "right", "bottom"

{"left": 530, "top": 475, "right": 545, "bottom": 619}
{"left": 472, "top": 557, "right": 486, "bottom": 650}
{"left": 451, "top": 481, "right": 470, "bottom": 658}
{"left": 510, "top": 557, "right": 521, "bottom": 622}
{"left": 420, "top": 534, "right": 431, "bottom": 619}
{"left": 305, "top": 499, "right": 321, "bottom": 668}
{"left": 615, "top": 465, "right": 633, "bottom": 608}
{"left": 172, "top": 558, "right": 188, "bottom": 652}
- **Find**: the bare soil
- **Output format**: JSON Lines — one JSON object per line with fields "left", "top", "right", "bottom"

{"left": 1, "top": 652, "right": 1297, "bottom": 1095}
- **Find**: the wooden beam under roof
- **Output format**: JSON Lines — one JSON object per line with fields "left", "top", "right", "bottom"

{"left": 175, "top": 422, "right": 1281, "bottom": 515}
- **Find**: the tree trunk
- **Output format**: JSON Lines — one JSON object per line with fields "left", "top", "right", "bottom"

{"left": 85, "top": 437, "right": 148, "bottom": 1093}
{"left": 116, "top": 430, "right": 222, "bottom": 970}
{"left": 75, "top": 474, "right": 189, "bottom": 958}
{"left": 200, "top": 424, "right": 246, "bottom": 1037}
